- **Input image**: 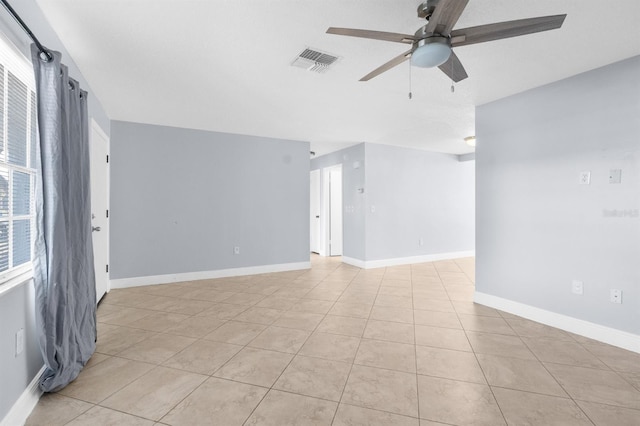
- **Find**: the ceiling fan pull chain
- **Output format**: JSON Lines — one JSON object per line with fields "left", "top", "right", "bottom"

{"left": 450, "top": 57, "right": 455, "bottom": 93}
{"left": 408, "top": 59, "right": 413, "bottom": 99}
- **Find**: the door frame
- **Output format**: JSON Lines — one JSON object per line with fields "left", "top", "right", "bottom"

{"left": 322, "top": 164, "right": 343, "bottom": 257}
{"left": 90, "top": 119, "right": 110, "bottom": 302}
{"left": 310, "top": 169, "right": 321, "bottom": 254}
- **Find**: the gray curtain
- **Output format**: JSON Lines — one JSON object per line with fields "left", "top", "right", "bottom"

{"left": 31, "top": 45, "right": 96, "bottom": 392}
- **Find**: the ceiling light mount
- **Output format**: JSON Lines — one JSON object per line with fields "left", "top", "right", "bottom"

{"left": 417, "top": 0, "right": 440, "bottom": 21}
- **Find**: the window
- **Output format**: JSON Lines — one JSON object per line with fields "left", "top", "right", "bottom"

{"left": 0, "top": 34, "right": 37, "bottom": 284}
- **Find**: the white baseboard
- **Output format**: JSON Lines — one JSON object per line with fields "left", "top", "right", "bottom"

{"left": 1, "top": 365, "right": 45, "bottom": 426}
{"left": 342, "top": 250, "right": 475, "bottom": 270}
{"left": 475, "top": 292, "right": 640, "bottom": 354}
{"left": 341, "top": 256, "right": 366, "bottom": 269}
{"left": 110, "top": 261, "right": 311, "bottom": 289}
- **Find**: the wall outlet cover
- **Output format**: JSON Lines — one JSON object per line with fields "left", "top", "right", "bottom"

{"left": 579, "top": 171, "right": 591, "bottom": 185}
{"left": 571, "top": 280, "right": 583, "bottom": 295}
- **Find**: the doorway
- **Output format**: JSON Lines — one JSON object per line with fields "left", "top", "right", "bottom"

{"left": 310, "top": 169, "right": 321, "bottom": 254}
{"left": 320, "top": 164, "right": 342, "bottom": 256}
{"left": 310, "top": 165, "right": 343, "bottom": 257}
{"left": 90, "top": 120, "right": 110, "bottom": 303}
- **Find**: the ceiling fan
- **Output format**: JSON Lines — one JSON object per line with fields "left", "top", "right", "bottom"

{"left": 326, "top": 0, "right": 566, "bottom": 82}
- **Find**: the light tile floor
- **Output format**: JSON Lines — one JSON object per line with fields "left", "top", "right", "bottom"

{"left": 26, "top": 256, "right": 640, "bottom": 425}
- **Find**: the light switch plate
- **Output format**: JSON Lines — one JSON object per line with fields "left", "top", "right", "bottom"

{"left": 15, "top": 329, "right": 24, "bottom": 356}
{"left": 610, "top": 289, "right": 622, "bottom": 304}
{"left": 609, "top": 169, "right": 622, "bottom": 184}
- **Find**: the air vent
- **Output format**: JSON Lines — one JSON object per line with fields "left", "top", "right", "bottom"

{"left": 291, "top": 48, "right": 339, "bottom": 73}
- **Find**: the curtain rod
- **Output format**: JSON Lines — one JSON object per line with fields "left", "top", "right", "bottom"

{"left": 0, "top": 0, "right": 52, "bottom": 61}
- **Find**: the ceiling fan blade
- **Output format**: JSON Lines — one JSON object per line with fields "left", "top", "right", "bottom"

{"left": 360, "top": 49, "right": 413, "bottom": 81}
{"left": 438, "top": 51, "right": 468, "bottom": 82}
{"left": 450, "top": 14, "right": 567, "bottom": 47}
{"left": 326, "top": 27, "right": 416, "bottom": 44}
{"left": 424, "top": 0, "right": 470, "bottom": 35}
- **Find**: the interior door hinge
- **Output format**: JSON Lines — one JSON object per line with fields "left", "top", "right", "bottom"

{"left": 106, "top": 209, "right": 109, "bottom": 218}
{"left": 106, "top": 154, "right": 109, "bottom": 163}
{"left": 106, "top": 264, "right": 109, "bottom": 273}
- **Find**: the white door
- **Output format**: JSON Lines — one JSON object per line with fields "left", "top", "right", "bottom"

{"left": 310, "top": 169, "right": 321, "bottom": 254}
{"left": 90, "top": 121, "right": 110, "bottom": 303}
{"left": 328, "top": 166, "right": 343, "bottom": 256}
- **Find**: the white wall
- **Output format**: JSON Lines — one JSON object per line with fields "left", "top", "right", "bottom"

{"left": 110, "top": 121, "right": 310, "bottom": 282}
{"left": 476, "top": 56, "right": 640, "bottom": 338}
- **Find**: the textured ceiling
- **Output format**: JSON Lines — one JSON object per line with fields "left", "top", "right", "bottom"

{"left": 35, "top": 0, "right": 640, "bottom": 155}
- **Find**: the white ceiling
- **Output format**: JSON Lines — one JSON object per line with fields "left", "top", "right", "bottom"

{"left": 35, "top": 0, "right": 640, "bottom": 156}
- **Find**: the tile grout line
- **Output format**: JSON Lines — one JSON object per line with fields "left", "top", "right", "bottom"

{"left": 514, "top": 328, "right": 600, "bottom": 424}
{"left": 438, "top": 260, "right": 510, "bottom": 426}
{"left": 239, "top": 258, "right": 346, "bottom": 425}
{"left": 233, "top": 267, "right": 338, "bottom": 426}
{"left": 115, "top": 274, "right": 289, "bottom": 424}
{"left": 329, "top": 264, "right": 386, "bottom": 425}
{"left": 410, "top": 263, "right": 422, "bottom": 423}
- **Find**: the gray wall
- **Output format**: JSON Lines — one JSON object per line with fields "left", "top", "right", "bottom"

{"left": 476, "top": 56, "right": 640, "bottom": 334}
{"left": 110, "top": 121, "right": 310, "bottom": 279}
{"left": 365, "top": 144, "right": 475, "bottom": 261}
{"left": 311, "top": 143, "right": 366, "bottom": 260}
{"left": 0, "top": 2, "right": 111, "bottom": 421}
{"left": 312, "top": 143, "right": 475, "bottom": 263}
{"left": 0, "top": 282, "right": 41, "bottom": 420}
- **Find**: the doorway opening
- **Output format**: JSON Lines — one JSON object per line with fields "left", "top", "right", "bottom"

{"left": 310, "top": 165, "right": 343, "bottom": 257}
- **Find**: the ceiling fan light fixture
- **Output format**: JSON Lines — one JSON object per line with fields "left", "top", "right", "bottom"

{"left": 411, "top": 37, "right": 451, "bottom": 68}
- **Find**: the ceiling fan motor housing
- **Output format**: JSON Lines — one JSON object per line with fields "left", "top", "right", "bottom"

{"left": 417, "top": 0, "right": 440, "bottom": 21}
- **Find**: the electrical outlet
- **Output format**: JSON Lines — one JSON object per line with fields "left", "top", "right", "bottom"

{"left": 571, "top": 280, "right": 583, "bottom": 295}
{"left": 419, "top": 238, "right": 424, "bottom": 246}
{"left": 579, "top": 171, "right": 591, "bottom": 185}
{"left": 15, "top": 329, "right": 24, "bottom": 356}
{"left": 233, "top": 246, "right": 240, "bottom": 255}
{"left": 610, "top": 289, "right": 622, "bottom": 304}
